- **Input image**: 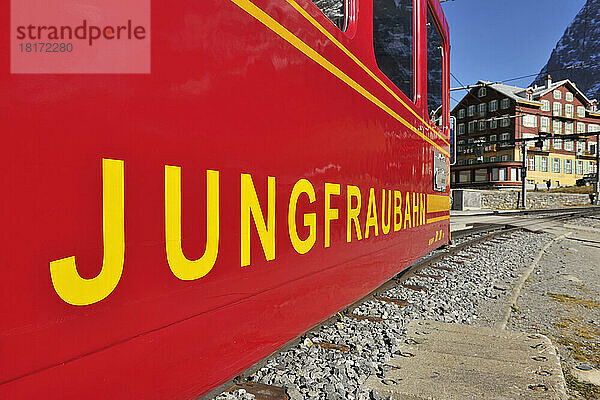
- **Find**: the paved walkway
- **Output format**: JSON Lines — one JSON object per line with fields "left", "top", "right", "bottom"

{"left": 364, "top": 216, "right": 600, "bottom": 399}
{"left": 364, "top": 320, "right": 566, "bottom": 399}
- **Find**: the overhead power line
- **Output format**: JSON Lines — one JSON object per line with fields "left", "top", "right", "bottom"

{"left": 450, "top": 72, "right": 487, "bottom": 106}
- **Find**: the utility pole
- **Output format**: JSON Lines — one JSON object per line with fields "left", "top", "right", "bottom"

{"left": 522, "top": 143, "right": 527, "bottom": 209}
{"left": 596, "top": 133, "right": 600, "bottom": 205}
{"left": 516, "top": 109, "right": 527, "bottom": 209}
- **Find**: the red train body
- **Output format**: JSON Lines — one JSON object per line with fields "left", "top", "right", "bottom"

{"left": 1, "top": 0, "right": 450, "bottom": 398}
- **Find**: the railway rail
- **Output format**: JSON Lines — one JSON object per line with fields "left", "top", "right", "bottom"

{"left": 208, "top": 206, "right": 600, "bottom": 400}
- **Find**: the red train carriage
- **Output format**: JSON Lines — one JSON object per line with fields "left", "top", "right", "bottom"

{"left": 0, "top": 0, "right": 450, "bottom": 398}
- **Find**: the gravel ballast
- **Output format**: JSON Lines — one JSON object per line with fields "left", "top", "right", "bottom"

{"left": 215, "top": 229, "right": 555, "bottom": 399}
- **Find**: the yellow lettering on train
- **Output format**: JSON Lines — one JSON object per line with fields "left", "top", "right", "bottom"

{"left": 393, "top": 190, "right": 402, "bottom": 232}
{"left": 324, "top": 183, "right": 340, "bottom": 248}
{"left": 288, "top": 179, "right": 316, "bottom": 255}
{"left": 421, "top": 193, "right": 426, "bottom": 226}
{"left": 50, "top": 158, "right": 125, "bottom": 306}
{"left": 403, "top": 192, "right": 412, "bottom": 229}
{"left": 412, "top": 192, "right": 420, "bottom": 227}
{"left": 346, "top": 185, "right": 362, "bottom": 242}
{"left": 240, "top": 174, "right": 276, "bottom": 267}
{"left": 365, "top": 188, "right": 379, "bottom": 239}
{"left": 381, "top": 189, "right": 392, "bottom": 235}
{"left": 165, "top": 166, "right": 220, "bottom": 280}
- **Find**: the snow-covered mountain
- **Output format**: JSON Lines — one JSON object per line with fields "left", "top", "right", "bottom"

{"left": 531, "top": 0, "right": 600, "bottom": 102}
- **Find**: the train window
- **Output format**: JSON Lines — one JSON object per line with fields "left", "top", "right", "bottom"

{"left": 427, "top": 8, "right": 444, "bottom": 126}
{"left": 312, "top": 0, "right": 348, "bottom": 31}
{"left": 373, "top": 0, "right": 414, "bottom": 100}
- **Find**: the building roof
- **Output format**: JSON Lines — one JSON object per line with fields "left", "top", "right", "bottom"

{"left": 530, "top": 78, "right": 593, "bottom": 105}
{"left": 476, "top": 81, "right": 542, "bottom": 105}
{"left": 452, "top": 78, "right": 598, "bottom": 113}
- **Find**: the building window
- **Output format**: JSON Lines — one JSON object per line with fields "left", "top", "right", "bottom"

{"left": 499, "top": 168, "right": 507, "bottom": 181}
{"left": 553, "top": 138, "right": 562, "bottom": 150}
{"left": 528, "top": 157, "right": 535, "bottom": 171}
{"left": 489, "top": 100, "right": 498, "bottom": 111}
{"left": 553, "top": 89, "right": 562, "bottom": 100}
{"left": 589, "top": 124, "right": 600, "bottom": 133}
{"left": 468, "top": 105, "right": 476, "bottom": 116}
{"left": 541, "top": 100, "right": 550, "bottom": 111}
{"left": 576, "top": 160, "right": 583, "bottom": 174}
{"left": 500, "top": 133, "right": 510, "bottom": 142}
{"left": 491, "top": 168, "right": 499, "bottom": 180}
{"left": 458, "top": 108, "right": 465, "bottom": 119}
{"left": 577, "top": 106, "right": 585, "bottom": 118}
{"left": 523, "top": 114, "right": 537, "bottom": 127}
{"left": 478, "top": 120, "right": 486, "bottom": 131}
{"left": 374, "top": 0, "right": 414, "bottom": 100}
{"left": 565, "top": 104, "right": 574, "bottom": 118}
{"left": 490, "top": 134, "right": 497, "bottom": 142}
{"left": 566, "top": 92, "right": 573, "bottom": 102}
{"left": 553, "top": 120, "right": 562, "bottom": 134}
{"left": 552, "top": 158, "right": 561, "bottom": 173}
{"left": 478, "top": 87, "right": 487, "bottom": 97}
{"left": 565, "top": 121, "right": 574, "bottom": 134}
{"left": 577, "top": 122, "right": 586, "bottom": 133}
{"left": 459, "top": 171, "right": 470, "bottom": 182}
{"left": 576, "top": 141, "right": 585, "bottom": 153}
{"left": 500, "top": 116, "right": 510, "bottom": 127}
{"left": 565, "top": 159, "right": 573, "bottom": 174}
{"left": 474, "top": 168, "right": 487, "bottom": 181}
{"left": 477, "top": 103, "right": 486, "bottom": 116}
{"left": 501, "top": 98, "right": 510, "bottom": 109}
{"left": 458, "top": 123, "right": 465, "bottom": 134}
{"left": 589, "top": 142, "right": 597, "bottom": 154}
{"left": 553, "top": 102, "right": 562, "bottom": 117}
{"left": 468, "top": 121, "right": 475, "bottom": 133}
{"left": 490, "top": 119, "right": 497, "bottom": 129}
{"left": 541, "top": 157, "right": 548, "bottom": 172}
{"left": 540, "top": 117, "right": 550, "bottom": 132}
{"left": 468, "top": 158, "right": 475, "bottom": 165}
{"left": 501, "top": 155, "right": 509, "bottom": 161}
{"left": 565, "top": 141, "right": 573, "bottom": 151}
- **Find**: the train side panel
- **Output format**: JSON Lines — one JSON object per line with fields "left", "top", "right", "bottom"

{"left": 0, "top": 0, "right": 450, "bottom": 398}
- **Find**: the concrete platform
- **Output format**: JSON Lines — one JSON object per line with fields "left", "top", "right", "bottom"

{"left": 363, "top": 320, "right": 566, "bottom": 399}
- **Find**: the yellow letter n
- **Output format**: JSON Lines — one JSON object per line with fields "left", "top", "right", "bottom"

{"left": 241, "top": 174, "right": 276, "bottom": 267}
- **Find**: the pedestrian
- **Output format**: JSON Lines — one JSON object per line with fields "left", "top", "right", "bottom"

{"left": 546, "top": 180, "right": 551, "bottom": 190}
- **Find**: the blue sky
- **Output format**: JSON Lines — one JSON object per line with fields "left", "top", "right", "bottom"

{"left": 442, "top": 0, "right": 587, "bottom": 108}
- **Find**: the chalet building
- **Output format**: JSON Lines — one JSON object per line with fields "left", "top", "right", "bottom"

{"left": 451, "top": 76, "right": 600, "bottom": 189}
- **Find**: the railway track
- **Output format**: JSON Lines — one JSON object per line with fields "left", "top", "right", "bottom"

{"left": 208, "top": 207, "right": 600, "bottom": 400}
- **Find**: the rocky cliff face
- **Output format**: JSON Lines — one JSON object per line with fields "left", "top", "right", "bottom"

{"left": 531, "top": 0, "right": 600, "bottom": 101}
